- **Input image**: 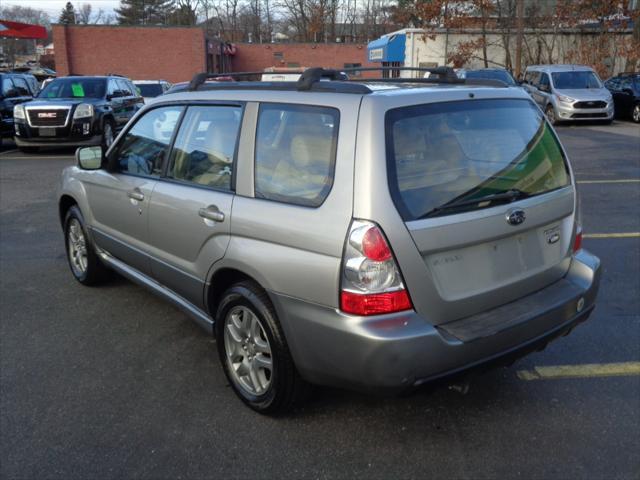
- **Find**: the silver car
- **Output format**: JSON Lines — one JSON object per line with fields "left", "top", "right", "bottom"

{"left": 523, "top": 64, "right": 614, "bottom": 125}
{"left": 58, "top": 68, "right": 601, "bottom": 413}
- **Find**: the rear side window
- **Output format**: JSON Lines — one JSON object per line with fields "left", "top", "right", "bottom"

{"left": 168, "top": 105, "right": 241, "bottom": 190}
{"left": 255, "top": 103, "right": 339, "bottom": 207}
{"left": 385, "top": 99, "right": 570, "bottom": 221}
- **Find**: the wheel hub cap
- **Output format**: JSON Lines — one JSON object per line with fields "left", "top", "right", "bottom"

{"left": 224, "top": 306, "right": 273, "bottom": 395}
{"left": 67, "top": 218, "right": 88, "bottom": 275}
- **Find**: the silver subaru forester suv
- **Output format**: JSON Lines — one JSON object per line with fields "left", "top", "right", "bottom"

{"left": 58, "top": 68, "right": 601, "bottom": 414}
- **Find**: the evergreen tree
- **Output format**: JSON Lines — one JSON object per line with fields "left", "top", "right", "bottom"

{"left": 116, "top": 0, "right": 176, "bottom": 25}
{"left": 58, "top": 2, "right": 76, "bottom": 24}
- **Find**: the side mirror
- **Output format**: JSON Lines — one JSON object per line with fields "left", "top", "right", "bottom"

{"left": 76, "top": 146, "right": 103, "bottom": 170}
{"left": 622, "top": 88, "right": 634, "bottom": 96}
{"left": 539, "top": 84, "right": 550, "bottom": 93}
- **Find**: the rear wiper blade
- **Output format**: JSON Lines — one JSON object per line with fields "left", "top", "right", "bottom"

{"left": 419, "top": 189, "right": 530, "bottom": 219}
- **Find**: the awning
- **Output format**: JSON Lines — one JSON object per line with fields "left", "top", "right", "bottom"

{"left": 367, "top": 33, "right": 406, "bottom": 63}
{"left": 0, "top": 20, "right": 48, "bottom": 39}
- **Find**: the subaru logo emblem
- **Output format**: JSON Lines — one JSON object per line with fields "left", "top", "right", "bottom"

{"left": 506, "top": 209, "right": 526, "bottom": 226}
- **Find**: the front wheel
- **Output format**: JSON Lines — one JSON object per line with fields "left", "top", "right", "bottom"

{"left": 101, "top": 120, "right": 115, "bottom": 149}
{"left": 545, "top": 105, "right": 559, "bottom": 126}
{"left": 633, "top": 104, "right": 640, "bottom": 123}
{"left": 64, "top": 205, "right": 108, "bottom": 285}
{"left": 215, "top": 281, "right": 310, "bottom": 414}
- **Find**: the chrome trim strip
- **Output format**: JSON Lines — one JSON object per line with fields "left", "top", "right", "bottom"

{"left": 25, "top": 105, "right": 72, "bottom": 128}
{"left": 96, "top": 249, "right": 214, "bottom": 334}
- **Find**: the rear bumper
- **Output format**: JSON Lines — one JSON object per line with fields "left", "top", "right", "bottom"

{"left": 271, "top": 249, "right": 601, "bottom": 392}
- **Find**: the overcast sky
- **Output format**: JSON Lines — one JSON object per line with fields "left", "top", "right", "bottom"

{"left": 2, "top": 0, "right": 121, "bottom": 19}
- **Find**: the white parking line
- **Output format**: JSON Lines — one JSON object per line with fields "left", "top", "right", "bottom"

{"left": 584, "top": 233, "right": 640, "bottom": 239}
{"left": 577, "top": 179, "right": 640, "bottom": 184}
{"left": 518, "top": 362, "right": 640, "bottom": 380}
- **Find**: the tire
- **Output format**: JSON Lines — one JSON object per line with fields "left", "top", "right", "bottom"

{"left": 63, "top": 205, "right": 108, "bottom": 285}
{"left": 101, "top": 119, "right": 115, "bottom": 149}
{"left": 633, "top": 104, "right": 640, "bottom": 124}
{"left": 545, "top": 104, "right": 558, "bottom": 126}
{"left": 18, "top": 146, "right": 39, "bottom": 154}
{"left": 215, "top": 281, "right": 310, "bottom": 414}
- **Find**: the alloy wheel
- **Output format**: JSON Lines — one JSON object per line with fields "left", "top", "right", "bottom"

{"left": 224, "top": 306, "right": 273, "bottom": 395}
{"left": 546, "top": 106, "right": 556, "bottom": 125}
{"left": 104, "top": 124, "right": 114, "bottom": 147}
{"left": 67, "top": 218, "right": 88, "bottom": 275}
{"left": 633, "top": 105, "right": 640, "bottom": 123}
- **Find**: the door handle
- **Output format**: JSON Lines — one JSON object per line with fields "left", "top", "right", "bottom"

{"left": 127, "top": 189, "right": 144, "bottom": 201}
{"left": 198, "top": 205, "right": 225, "bottom": 223}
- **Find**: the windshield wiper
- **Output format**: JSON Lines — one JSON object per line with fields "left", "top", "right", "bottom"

{"left": 419, "top": 189, "right": 530, "bottom": 219}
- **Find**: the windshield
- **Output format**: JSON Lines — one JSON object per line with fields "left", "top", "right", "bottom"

{"left": 386, "top": 99, "right": 570, "bottom": 220}
{"left": 38, "top": 78, "right": 106, "bottom": 99}
{"left": 551, "top": 71, "right": 602, "bottom": 89}
{"left": 465, "top": 70, "right": 516, "bottom": 86}
{"left": 136, "top": 83, "right": 164, "bottom": 97}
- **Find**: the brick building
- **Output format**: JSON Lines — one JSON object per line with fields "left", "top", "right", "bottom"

{"left": 52, "top": 24, "right": 376, "bottom": 83}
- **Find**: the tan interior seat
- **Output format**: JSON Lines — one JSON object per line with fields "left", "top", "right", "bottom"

{"left": 268, "top": 132, "right": 333, "bottom": 199}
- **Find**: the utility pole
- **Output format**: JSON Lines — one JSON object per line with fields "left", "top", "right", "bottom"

{"left": 515, "top": 0, "right": 524, "bottom": 79}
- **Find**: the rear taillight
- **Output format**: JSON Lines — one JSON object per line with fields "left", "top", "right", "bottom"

{"left": 340, "top": 220, "right": 413, "bottom": 316}
{"left": 573, "top": 224, "right": 583, "bottom": 253}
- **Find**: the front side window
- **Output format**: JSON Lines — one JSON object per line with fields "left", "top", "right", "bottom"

{"left": 168, "top": 105, "right": 241, "bottom": 190}
{"left": 255, "top": 103, "right": 339, "bottom": 207}
{"left": 39, "top": 78, "right": 107, "bottom": 99}
{"left": 552, "top": 71, "right": 601, "bottom": 89}
{"left": 11, "top": 77, "right": 31, "bottom": 96}
{"left": 539, "top": 73, "right": 550, "bottom": 88}
{"left": 386, "top": 99, "right": 570, "bottom": 221}
{"left": 524, "top": 71, "right": 538, "bottom": 86}
{"left": 113, "top": 106, "right": 183, "bottom": 176}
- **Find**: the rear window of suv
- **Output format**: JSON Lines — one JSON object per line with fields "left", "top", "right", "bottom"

{"left": 385, "top": 98, "right": 570, "bottom": 221}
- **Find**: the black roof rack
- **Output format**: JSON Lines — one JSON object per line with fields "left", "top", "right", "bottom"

{"left": 185, "top": 66, "right": 507, "bottom": 94}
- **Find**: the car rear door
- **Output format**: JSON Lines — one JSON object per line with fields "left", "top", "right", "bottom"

{"left": 356, "top": 94, "right": 576, "bottom": 325}
{"left": 82, "top": 105, "right": 184, "bottom": 275}
{"left": 145, "top": 104, "right": 241, "bottom": 308}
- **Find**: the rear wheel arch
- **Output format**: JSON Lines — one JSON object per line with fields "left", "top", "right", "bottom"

{"left": 207, "top": 268, "right": 263, "bottom": 320}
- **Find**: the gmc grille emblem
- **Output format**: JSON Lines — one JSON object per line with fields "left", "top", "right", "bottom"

{"left": 37, "top": 112, "right": 57, "bottom": 118}
{"left": 506, "top": 209, "right": 526, "bottom": 226}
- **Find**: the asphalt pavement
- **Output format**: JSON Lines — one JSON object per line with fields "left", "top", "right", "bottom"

{"left": 1, "top": 122, "right": 639, "bottom": 480}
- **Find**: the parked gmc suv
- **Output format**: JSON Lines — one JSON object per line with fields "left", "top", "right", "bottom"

{"left": 14, "top": 75, "right": 143, "bottom": 153}
{"left": 58, "top": 68, "right": 601, "bottom": 413}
